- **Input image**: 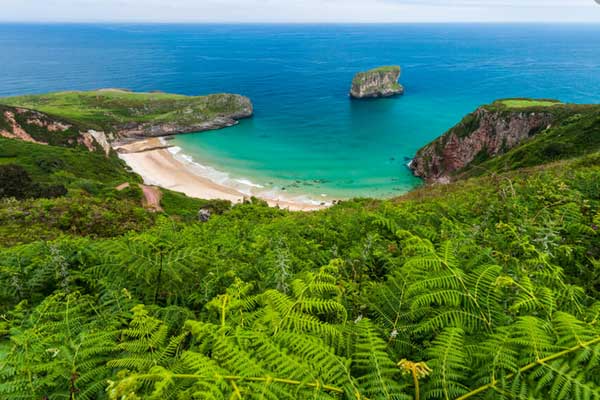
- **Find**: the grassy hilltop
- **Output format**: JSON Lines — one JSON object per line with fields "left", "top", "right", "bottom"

{"left": 2, "top": 90, "right": 253, "bottom": 136}
{"left": 0, "top": 96, "right": 599, "bottom": 399}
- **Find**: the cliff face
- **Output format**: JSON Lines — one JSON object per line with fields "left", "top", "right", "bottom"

{"left": 410, "top": 104, "right": 557, "bottom": 183}
{"left": 0, "top": 105, "right": 111, "bottom": 155}
{"left": 350, "top": 66, "right": 404, "bottom": 99}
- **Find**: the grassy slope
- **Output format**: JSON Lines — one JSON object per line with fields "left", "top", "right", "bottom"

{"left": 0, "top": 137, "right": 148, "bottom": 245}
{"left": 1, "top": 90, "right": 249, "bottom": 132}
{"left": 0, "top": 137, "right": 234, "bottom": 246}
{"left": 0, "top": 137, "right": 132, "bottom": 186}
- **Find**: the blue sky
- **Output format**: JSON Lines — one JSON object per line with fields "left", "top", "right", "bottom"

{"left": 2, "top": 0, "right": 600, "bottom": 23}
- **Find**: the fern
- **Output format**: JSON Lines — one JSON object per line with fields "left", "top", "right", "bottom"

{"left": 109, "top": 285, "right": 364, "bottom": 399}
{"left": 424, "top": 328, "right": 470, "bottom": 400}
{"left": 0, "top": 292, "right": 119, "bottom": 400}
{"left": 351, "top": 318, "right": 409, "bottom": 399}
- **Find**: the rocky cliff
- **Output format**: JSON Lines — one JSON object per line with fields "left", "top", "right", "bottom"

{"left": 410, "top": 100, "right": 563, "bottom": 183}
{"left": 350, "top": 66, "right": 404, "bottom": 99}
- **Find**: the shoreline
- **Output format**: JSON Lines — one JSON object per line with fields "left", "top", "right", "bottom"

{"left": 116, "top": 138, "right": 332, "bottom": 212}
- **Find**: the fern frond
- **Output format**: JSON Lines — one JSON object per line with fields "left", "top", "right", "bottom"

{"left": 424, "top": 327, "right": 470, "bottom": 400}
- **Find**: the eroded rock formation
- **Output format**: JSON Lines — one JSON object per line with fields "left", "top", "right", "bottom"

{"left": 410, "top": 105, "right": 556, "bottom": 182}
{"left": 350, "top": 66, "right": 404, "bottom": 99}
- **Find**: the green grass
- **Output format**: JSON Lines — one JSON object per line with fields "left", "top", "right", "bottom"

{"left": 160, "top": 190, "right": 232, "bottom": 221}
{"left": 1, "top": 90, "right": 251, "bottom": 133}
{"left": 354, "top": 66, "right": 400, "bottom": 79}
{"left": 0, "top": 137, "right": 237, "bottom": 245}
{"left": 370, "top": 65, "right": 401, "bottom": 73}
{"left": 499, "top": 99, "right": 561, "bottom": 108}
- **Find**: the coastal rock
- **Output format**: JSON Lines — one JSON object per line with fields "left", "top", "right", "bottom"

{"left": 410, "top": 101, "right": 557, "bottom": 183}
{"left": 350, "top": 66, "right": 404, "bottom": 99}
{"left": 198, "top": 208, "right": 212, "bottom": 222}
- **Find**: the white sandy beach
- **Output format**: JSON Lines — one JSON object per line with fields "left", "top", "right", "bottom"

{"left": 116, "top": 138, "right": 329, "bottom": 212}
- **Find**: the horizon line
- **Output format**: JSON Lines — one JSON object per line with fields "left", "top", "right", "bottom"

{"left": 1, "top": 20, "right": 600, "bottom": 25}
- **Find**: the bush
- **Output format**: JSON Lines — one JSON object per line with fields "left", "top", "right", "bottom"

{"left": 35, "top": 157, "right": 65, "bottom": 173}
{"left": 0, "top": 164, "right": 33, "bottom": 199}
{"left": 0, "top": 164, "right": 67, "bottom": 200}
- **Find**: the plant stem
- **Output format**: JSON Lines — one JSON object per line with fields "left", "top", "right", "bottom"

{"left": 456, "top": 335, "right": 600, "bottom": 400}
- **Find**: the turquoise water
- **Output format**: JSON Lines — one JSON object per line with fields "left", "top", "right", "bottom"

{"left": 1, "top": 24, "right": 600, "bottom": 199}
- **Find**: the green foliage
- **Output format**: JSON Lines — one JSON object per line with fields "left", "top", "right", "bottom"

{"left": 94, "top": 218, "right": 202, "bottom": 305}
{"left": 0, "top": 292, "right": 122, "bottom": 400}
{"left": 471, "top": 108, "right": 600, "bottom": 175}
{"left": 160, "top": 189, "right": 231, "bottom": 221}
{"left": 1, "top": 113, "right": 599, "bottom": 398}
{"left": 0, "top": 194, "right": 154, "bottom": 247}
{"left": 107, "top": 267, "right": 362, "bottom": 399}
{"left": 0, "top": 137, "right": 134, "bottom": 187}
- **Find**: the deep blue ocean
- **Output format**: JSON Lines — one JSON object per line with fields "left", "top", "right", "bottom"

{"left": 1, "top": 24, "right": 600, "bottom": 199}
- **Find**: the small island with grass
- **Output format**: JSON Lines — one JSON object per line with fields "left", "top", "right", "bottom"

{"left": 349, "top": 65, "right": 404, "bottom": 99}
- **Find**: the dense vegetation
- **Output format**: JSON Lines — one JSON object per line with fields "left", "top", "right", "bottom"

{"left": 2, "top": 90, "right": 252, "bottom": 133}
{"left": 0, "top": 137, "right": 228, "bottom": 246}
{"left": 1, "top": 99, "right": 599, "bottom": 398}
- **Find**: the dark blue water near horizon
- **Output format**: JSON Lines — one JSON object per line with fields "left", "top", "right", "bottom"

{"left": 1, "top": 23, "right": 600, "bottom": 199}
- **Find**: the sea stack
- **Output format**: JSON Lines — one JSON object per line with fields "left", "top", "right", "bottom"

{"left": 350, "top": 66, "right": 404, "bottom": 99}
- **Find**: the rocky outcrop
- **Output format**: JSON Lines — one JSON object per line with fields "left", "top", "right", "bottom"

{"left": 410, "top": 104, "right": 557, "bottom": 182}
{"left": 0, "top": 109, "right": 46, "bottom": 144}
{"left": 0, "top": 105, "right": 109, "bottom": 154}
{"left": 350, "top": 66, "right": 404, "bottom": 99}
{"left": 116, "top": 116, "right": 245, "bottom": 138}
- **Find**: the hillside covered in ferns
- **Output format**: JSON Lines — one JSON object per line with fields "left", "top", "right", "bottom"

{"left": 1, "top": 109, "right": 600, "bottom": 399}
